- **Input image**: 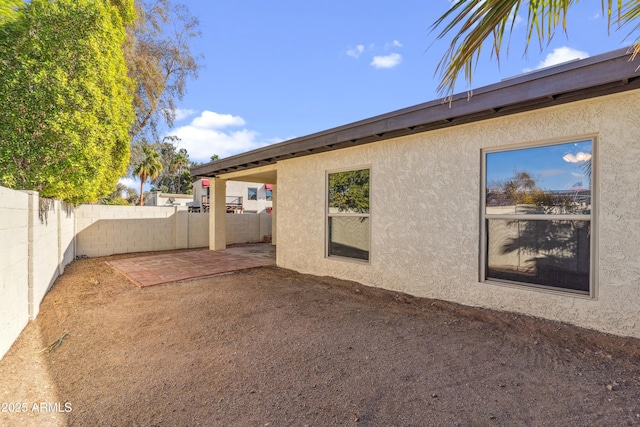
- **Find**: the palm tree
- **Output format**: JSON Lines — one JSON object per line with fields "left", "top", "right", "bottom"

{"left": 173, "top": 149, "right": 189, "bottom": 193}
{"left": 133, "top": 144, "right": 163, "bottom": 206}
{"left": 431, "top": 0, "right": 640, "bottom": 95}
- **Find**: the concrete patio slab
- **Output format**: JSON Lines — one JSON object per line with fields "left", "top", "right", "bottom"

{"left": 106, "top": 244, "right": 276, "bottom": 288}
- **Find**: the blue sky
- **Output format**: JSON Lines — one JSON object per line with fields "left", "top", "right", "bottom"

{"left": 129, "top": 0, "right": 632, "bottom": 182}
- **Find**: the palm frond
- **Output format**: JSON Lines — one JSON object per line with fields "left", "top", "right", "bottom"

{"left": 37, "top": 331, "right": 69, "bottom": 354}
{"left": 618, "top": 0, "right": 640, "bottom": 59}
{"left": 431, "top": 0, "right": 635, "bottom": 96}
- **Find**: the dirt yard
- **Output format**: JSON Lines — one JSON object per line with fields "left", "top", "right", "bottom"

{"left": 2, "top": 253, "right": 640, "bottom": 426}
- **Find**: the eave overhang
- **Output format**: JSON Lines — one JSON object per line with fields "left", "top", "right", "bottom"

{"left": 192, "top": 47, "right": 640, "bottom": 179}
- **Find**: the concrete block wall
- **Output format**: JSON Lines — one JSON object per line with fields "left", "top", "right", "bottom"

{"left": 28, "top": 195, "right": 76, "bottom": 318}
{"left": 76, "top": 205, "right": 189, "bottom": 257}
{"left": 0, "top": 187, "right": 76, "bottom": 360}
{"left": 60, "top": 203, "right": 76, "bottom": 271}
{"left": 260, "top": 214, "right": 272, "bottom": 242}
{"left": 76, "top": 206, "right": 273, "bottom": 257}
{"left": 227, "top": 213, "right": 272, "bottom": 244}
{"left": 187, "top": 212, "right": 209, "bottom": 248}
{"left": 0, "top": 187, "right": 30, "bottom": 360}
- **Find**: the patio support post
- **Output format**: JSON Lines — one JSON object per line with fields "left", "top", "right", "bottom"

{"left": 271, "top": 184, "right": 277, "bottom": 246}
{"left": 209, "top": 178, "right": 227, "bottom": 251}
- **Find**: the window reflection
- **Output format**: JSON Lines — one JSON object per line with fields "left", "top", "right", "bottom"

{"left": 486, "top": 219, "right": 590, "bottom": 293}
{"left": 327, "top": 168, "right": 370, "bottom": 262}
{"left": 328, "top": 169, "right": 370, "bottom": 214}
{"left": 482, "top": 139, "right": 594, "bottom": 293}
{"left": 248, "top": 187, "right": 257, "bottom": 201}
{"left": 486, "top": 141, "right": 592, "bottom": 215}
{"left": 328, "top": 217, "right": 370, "bottom": 261}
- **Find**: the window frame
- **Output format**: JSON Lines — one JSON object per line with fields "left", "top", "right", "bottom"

{"left": 325, "top": 166, "right": 371, "bottom": 263}
{"left": 480, "top": 137, "right": 597, "bottom": 297}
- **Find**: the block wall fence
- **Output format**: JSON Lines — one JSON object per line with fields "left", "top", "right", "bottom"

{"left": 0, "top": 186, "right": 272, "bottom": 359}
{"left": 0, "top": 188, "right": 75, "bottom": 360}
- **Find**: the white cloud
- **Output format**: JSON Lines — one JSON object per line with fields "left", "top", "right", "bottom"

{"left": 191, "top": 111, "right": 246, "bottom": 129}
{"left": 371, "top": 52, "right": 402, "bottom": 69}
{"left": 562, "top": 152, "right": 592, "bottom": 163}
{"left": 535, "top": 46, "right": 589, "bottom": 69}
{"left": 169, "top": 110, "right": 281, "bottom": 163}
{"left": 347, "top": 44, "right": 365, "bottom": 58}
{"left": 119, "top": 176, "right": 139, "bottom": 191}
{"left": 348, "top": 40, "right": 403, "bottom": 62}
{"left": 385, "top": 40, "right": 403, "bottom": 49}
{"left": 174, "top": 108, "right": 197, "bottom": 121}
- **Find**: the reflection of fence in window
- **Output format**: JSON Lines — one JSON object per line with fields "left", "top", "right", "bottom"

{"left": 328, "top": 217, "right": 369, "bottom": 261}
{"left": 486, "top": 192, "right": 591, "bottom": 215}
{"left": 248, "top": 188, "right": 257, "bottom": 201}
{"left": 486, "top": 219, "right": 590, "bottom": 292}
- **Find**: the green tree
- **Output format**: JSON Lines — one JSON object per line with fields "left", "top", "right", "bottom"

{"left": 0, "top": 0, "right": 135, "bottom": 203}
{"left": 99, "top": 182, "right": 138, "bottom": 205}
{"left": 150, "top": 136, "right": 193, "bottom": 194}
{"left": 490, "top": 170, "right": 576, "bottom": 212}
{"left": 133, "top": 144, "right": 163, "bottom": 205}
{"left": 430, "top": 0, "right": 640, "bottom": 95}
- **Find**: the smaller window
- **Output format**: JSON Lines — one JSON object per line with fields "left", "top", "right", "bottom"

{"left": 248, "top": 187, "right": 257, "bottom": 201}
{"left": 327, "top": 168, "right": 370, "bottom": 261}
{"left": 266, "top": 189, "right": 272, "bottom": 201}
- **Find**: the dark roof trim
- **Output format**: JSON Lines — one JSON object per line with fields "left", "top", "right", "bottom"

{"left": 192, "top": 47, "right": 640, "bottom": 178}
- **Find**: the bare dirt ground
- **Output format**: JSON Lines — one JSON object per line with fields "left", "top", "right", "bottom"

{"left": 2, "top": 253, "right": 640, "bottom": 426}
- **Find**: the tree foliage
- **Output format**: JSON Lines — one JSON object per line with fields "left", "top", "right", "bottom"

{"left": 125, "top": 0, "right": 202, "bottom": 148}
{"left": 489, "top": 171, "right": 577, "bottom": 213}
{"left": 0, "top": 0, "right": 23, "bottom": 23}
{"left": 0, "top": 0, "right": 135, "bottom": 203}
{"left": 430, "top": 0, "right": 640, "bottom": 95}
{"left": 150, "top": 136, "right": 193, "bottom": 194}
{"left": 99, "top": 182, "right": 138, "bottom": 205}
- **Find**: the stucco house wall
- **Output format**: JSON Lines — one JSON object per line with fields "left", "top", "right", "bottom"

{"left": 226, "top": 181, "right": 272, "bottom": 213}
{"left": 275, "top": 89, "right": 640, "bottom": 338}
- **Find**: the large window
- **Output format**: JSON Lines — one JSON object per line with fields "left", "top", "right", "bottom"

{"left": 481, "top": 139, "right": 594, "bottom": 295}
{"left": 327, "top": 168, "right": 370, "bottom": 262}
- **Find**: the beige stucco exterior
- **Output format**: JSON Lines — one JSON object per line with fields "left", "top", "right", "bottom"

{"left": 274, "top": 89, "right": 640, "bottom": 338}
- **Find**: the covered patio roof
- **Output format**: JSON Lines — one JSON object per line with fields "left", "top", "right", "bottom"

{"left": 191, "top": 47, "right": 640, "bottom": 180}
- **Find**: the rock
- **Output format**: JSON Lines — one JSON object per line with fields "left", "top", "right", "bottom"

{"left": 606, "top": 382, "right": 620, "bottom": 391}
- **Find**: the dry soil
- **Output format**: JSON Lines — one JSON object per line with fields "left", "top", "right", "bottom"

{"left": 1, "top": 253, "right": 640, "bottom": 426}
